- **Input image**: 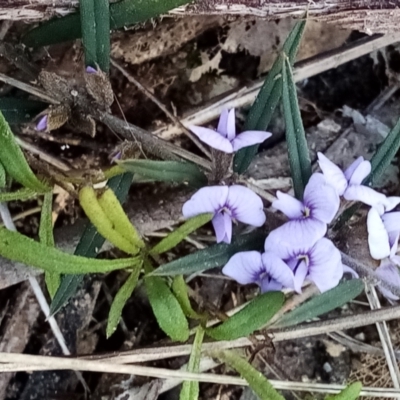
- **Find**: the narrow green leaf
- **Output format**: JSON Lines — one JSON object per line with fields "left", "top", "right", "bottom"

{"left": 23, "top": 0, "right": 192, "bottom": 48}
{"left": 95, "top": 0, "right": 110, "bottom": 73}
{"left": 50, "top": 173, "right": 133, "bottom": 315}
{"left": 80, "top": 0, "right": 97, "bottom": 68}
{"left": 145, "top": 275, "right": 189, "bottom": 342}
{"left": 206, "top": 291, "right": 284, "bottom": 341}
{"left": 151, "top": 231, "right": 264, "bottom": 276}
{"left": 39, "top": 192, "right": 60, "bottom": 298}
{"left": 368, "top": 116, "right": 400, "bottom": 186}
{"left": 150, "top": 213, "right": 212, "bottom": 255}
{"left": 0, "top": 110, "right": 49, "bottom": 192}
{"left": 281, "top": 56, "right": 311, "bottom": 199}
{"left": 79, "top": 186, "right": 139, "bottom": 255}
{"left": 0, "top": 227, "right": 141, "bottom": 274}
{"left": 0, "top": 163, "right": 6, "bottom": 188}
{"left": 172, "top": 275, "right": 202, "bottom": 319}
{"left": 106, "top": 268, "right": 140, "bottom": 338}
{"left": 119, "top": 159, "right": 207, "bottom": 187}
{"left": 80, "top": 0, "right": 110, "bottom": 72}
{"left": 213, "top": 350, "right": 284, "bottom": 400}
{"left": 180, "top": 326, "right": 205, "bottom": 400}
{"left": 0, "top": 98, "right": 46, "bottom": 124}
{"left": 233, "top": 18, "right": 306, "bottom": 174}
{"left": 0, "top": 188, "right": 38, "bottom": 202}
{"left": 98, "top": 188, "right": 144, "bottom": 249}
{"left": 39, "top": 193, "right": 55, "bottom": 248}
{"left": 275, "top": 279, "right": 364, "bottom": 328}
{"left": 325, "top": 382, "right": 362, "bottom": 400}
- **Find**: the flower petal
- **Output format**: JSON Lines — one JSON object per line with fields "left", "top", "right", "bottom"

{"left": 182, "top": 186, "right": 229, "bottom": 218}
{"left": 343, "top": 185, "right": 388, "bottom": 207}
{"left": 293, "top": 259, "right": 308, "bottom": 293}
{"left": 307, "top": 238, "right": 343, "bottom": 293}
{"left": 343, "top": 264, "right": 359, "bottom": 278}
{"left": 264, "top": 219, "right": 327, "bottom": 260}
{"left": 36, "top": 115, "right": 48, "bottom": 132}
{"left": 346, "top": 158, "right": 371, "bottom": 185}
{"left": 222, "top": 251, "right": 263, "bottom": 284}
{"left": 260, "top": 279, "right": 283, "bottom": 293}
{"left": 261, "top": 252, "right": 295, "bottom": 290}
{"left": 226, "top": 108, "right": 236, "bottom": 141}
{"left": 383, "top": 196, "right": 400, "bottom": 212}
{"left": 272, "top": 191, "right": 304, "bottom": 219}
{"left": 382, "top": 212, "right": 400, "bottom": 234}
{"left": 367, "top": 207, "right": 390, "bottom": 260}
{"left": 232, "top": 130, "right": 272, "bottom": 152}
{"left": 217, "top": 109, "right": 229, "bottom": 138}
{"left": 227, "top": 185, "right": 266, "bottom": 227}
{"left": 86, "top": 66, "right": 97, "bottom": 74}
{"left": 375, "top": 262, "right": 400, "bottom": 301}
{"left": 189, "top": 126, "right": 233, "bottom": 153}
{"left": 317, "top": 152, "right": 347, "bottom": 195}
{"left": 212, "top": 212, "right": 232, "bottom": 243}
{"left": 304, "top": 173, "right": 340, "bottom": 223}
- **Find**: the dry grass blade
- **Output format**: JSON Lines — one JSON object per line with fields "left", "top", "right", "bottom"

{"left": 2, "top": 352, "right": 400, "bottom": 397}
{"left": 365, "top": 284, "right": 400, "bottom": 388}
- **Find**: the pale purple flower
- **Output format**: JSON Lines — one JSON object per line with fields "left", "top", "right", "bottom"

{"left": 264, "top": 236, "right": 343, "bottom": 293}
{"left": 86, "top": 66, "right": 97, "bottom": 74}
{"left": 269, "top": 173, "right": 340, "bottom": 252}
{"left": 368, "top": 207, "right": 400, "bottom": 262}
{"left": 189, "top": 108, "right": 272, "bottom": 154}
{"left": 36, "top": 115, "right": 48, "bottom": 131}
{"left": 317, "top": 152, "right": 396, "bottom": 209}
{"left": 222, "top": 251, "right": 295, "bottom": 292}
{"left": 182, "top": 185, "right": 266, "bottom": 244}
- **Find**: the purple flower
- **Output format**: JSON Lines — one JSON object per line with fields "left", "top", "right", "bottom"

{"left": 36, "top": 115, "right": 48, "bottom": 131}
{"left": 86, "top": 66, "right": 97, "bottom": 74}
{"left": 317, "top": 152, "right": 395, "bottom": 209}
{"left": 264, "top": 236, "right": 343, "bottom": 293}
{"left": 269, "top": 173, "right": 339, "bottom": 252}
{"left": 182, "top": 185, "right": 266, "bottom": 244}
{"left": 367, "top": 207, "right": 400, "bottom": 262}
{"left": 189, "top": 108, "right": 272, "bottom": 154}
{"left": 222, "top": 251, "right": 295, "bottom": 292}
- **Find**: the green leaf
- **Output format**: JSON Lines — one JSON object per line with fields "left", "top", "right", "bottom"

{"left": 206, "top": 291, "right": 284, "bottom": 340}
{"left": 0, "top": 110, "right": 49, "bottom": 192}
{"left": 150, "top": 213, "right": 212, "bottom": 255}
{"left": 39, "top": 192, "right": 60, "bottom": 298}
{"left": 23, "top": 0, "right": 192, "bottom": 48}
{"left": 0, "top": 188, "right": 38, "bottom": 202}
{"left": 325, "top": 382, "right": 362, "bottom": 400}
{"left": 213, "top": 350, "right": 284, "bottom": 400}
{"left": 151, "top": 231, "right": 264, "bottom": 276}
{"left": 367, "top": 116, "right": 400, "bottom": 186}
{"left": 50, "top": 172, "right": 133, "bottom": 315}
{"left": 275, "top": 279, "right": 364, "bottom": 328}
{"left": 0, "top": 97, "right": 46, "bottom": 124}
{"left": 281, "top": 56, "right": 311, "bottom": 199}
{"left": 119, "top": 159, "right": 207, "bottom": 187}
{"left": 79, "top": 186, "right": 140, "bottom": 255}
{"left": 0, "top": 227, "right": 141, "bottom": 274}
{"left": 80, "top": 0, "right": 110, "bottom": 72}
{"left": 172, "top": 275, "right": 202, "bottom": 320}
{"left": 180, "top": 326, "right": 205, "bottom": 400}
{"left": 106, "top": 268, "right": 140, "bottom": 338}
{"left": 0, "top": 163, "right": 6, "bottom": 189}
{"left": 145, "top": 275, "right": 189, "bottom": 342}
{"left": 233, "top": 19, "right": 306, "bottom": 174}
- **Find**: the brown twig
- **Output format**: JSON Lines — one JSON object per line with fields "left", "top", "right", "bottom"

{"left": 110, "top": 58, "right": 212, "bottom": 159}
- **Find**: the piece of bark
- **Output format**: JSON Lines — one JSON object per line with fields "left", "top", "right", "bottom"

{"left": 0, "top": 281, "right": 40, "bottom": 400}
{"left": 1, "top": 0, "right": 400, "bottom": 34}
